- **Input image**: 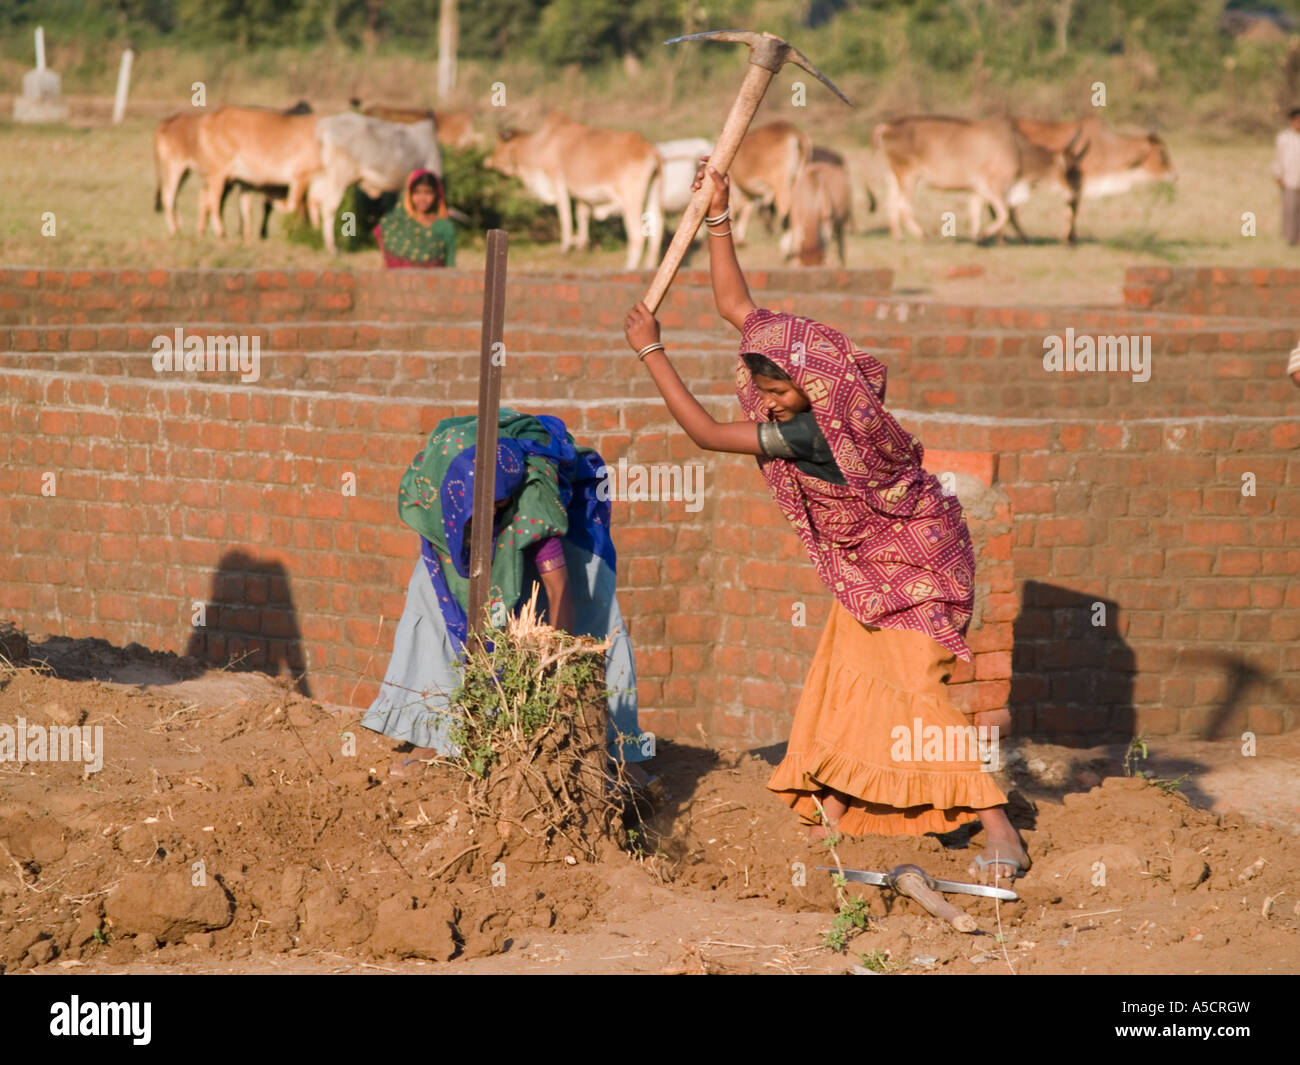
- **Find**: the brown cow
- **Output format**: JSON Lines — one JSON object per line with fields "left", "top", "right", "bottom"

{"left": 1013, "top": 117, "right": 1175, "bottom": 198}
{"left": 485, "top": 112, "right": 663, "bottom": 270}
{"left": 873, "top": 115, "right": 1087, "bottom": 244}
{"left": 154, "top": 104, "right": 315, "bottom": 238}
{"left": 153, "top": 112, "right": 204, "bottom": 236}
{"left": 811, "top": 144, "right": 876, "bottom": 214}
{"left": 194, "top": 106, "right": 321, "bottom": 238}
{"left": 434, "top": 111, "right": 477, "bottom": 150}
{"left": 729, "top": 120, "right": 811, "bottom": 243}
{"left": 781, "top": 159, "right": 852, "bottom": 267}
{"left": 350, "top": 98, "right": 478, "bottom": 149}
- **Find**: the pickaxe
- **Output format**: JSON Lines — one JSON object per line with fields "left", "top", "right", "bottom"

{"left": 642, "top": 30, "right": 852, "bottom": 313}
{"left": 818, "top": 863, "right": 1018, "bottom": 934}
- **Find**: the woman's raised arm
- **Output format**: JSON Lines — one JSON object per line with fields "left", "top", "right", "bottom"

{"left": 695, "top": 163, "right": 756, "bottom": 332}
{"left": 625, "top": 302, "right": 761, "bottom": 456}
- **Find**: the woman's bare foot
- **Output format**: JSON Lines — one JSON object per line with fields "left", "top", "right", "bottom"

{"left": 969, "top": 806, "right": 1029, "bottom": 884}
{"left": 970, "top": 838, "right": 1030, "bottom": 884}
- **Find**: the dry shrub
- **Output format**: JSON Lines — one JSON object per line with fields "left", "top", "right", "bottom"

{"left": 444, "top": 588, "right": 628, "bottom": 866}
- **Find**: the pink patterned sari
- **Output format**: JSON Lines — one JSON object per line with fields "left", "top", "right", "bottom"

{"left": 737, "top": 308, "right": 976, "bottom": 660}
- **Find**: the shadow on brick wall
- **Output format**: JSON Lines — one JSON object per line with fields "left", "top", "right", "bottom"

{"left": 1011, "top": 582, "right": 1135, "bottom": 745}
{"left": 1180, "top": 649, "right": 1288, "bottom": 740}
{"left": 185, "top": 550, "right": 312, "bottom": 698}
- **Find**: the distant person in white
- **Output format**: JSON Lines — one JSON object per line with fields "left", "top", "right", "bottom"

{"left": 1273, "top": 107, "right": 1300, "bottom": 245}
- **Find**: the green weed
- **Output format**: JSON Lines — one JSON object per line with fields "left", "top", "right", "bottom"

{"left": 858, "top": 948, "right": 908, "bottom": 973}
{"left": 824, "top": 873, "right": 871, "bottom": 953}
{"left": 1123, "top": 734, "right": 1189, "bottom": 794}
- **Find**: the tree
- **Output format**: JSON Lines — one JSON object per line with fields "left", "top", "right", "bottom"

{"left": 438, "top": 0, "right": 457, "bottom": 99}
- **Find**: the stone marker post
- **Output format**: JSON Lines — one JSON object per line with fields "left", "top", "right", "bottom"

{"left": 13, "top": 25, "right": 70, "bottom": 124}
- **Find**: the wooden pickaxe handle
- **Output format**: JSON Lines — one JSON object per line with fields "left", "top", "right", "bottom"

{"left": 893, "top": 869, "right": 978, "bottom": 933}
{"left": 641, "top": 61, "right": 774, "bottom": 315}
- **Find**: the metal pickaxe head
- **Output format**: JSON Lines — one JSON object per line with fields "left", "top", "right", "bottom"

{"left": 665, "top": 29, "right": 853, "bottom": 107}
{"left": 641, "top": 29, "right": 849, "bottom": 313}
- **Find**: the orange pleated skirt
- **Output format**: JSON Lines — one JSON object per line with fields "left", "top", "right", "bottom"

{"left": 768, "top": 600, "right": 1008, "bottom": 836}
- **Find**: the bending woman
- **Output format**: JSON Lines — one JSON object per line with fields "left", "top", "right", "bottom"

{"left": 621, "top": 163, "right": 1027, "bottom": 884}
{"left": 362, "top": 409, "right": 647, "bottom": 777}
{"left": 374, "top": 169, "right": 457, "bottom": 268}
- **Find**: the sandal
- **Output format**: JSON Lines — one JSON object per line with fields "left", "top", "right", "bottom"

{"left": 973, "top": 854, "right": 1023, "bottom": 876}
{"left": 970, "top": 852, "right": 1028, "bottom": 881}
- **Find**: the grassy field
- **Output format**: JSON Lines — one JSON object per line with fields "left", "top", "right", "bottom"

{"left": 0, "top": 86, "right": 1294, "bottom": 308}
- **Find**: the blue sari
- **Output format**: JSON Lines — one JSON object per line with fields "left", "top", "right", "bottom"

{"left": 362, "top": 411, "right": 647, "bottom": 763}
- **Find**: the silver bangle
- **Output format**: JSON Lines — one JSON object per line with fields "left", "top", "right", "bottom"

{"left": 636, "top": 342, "right": 665, "bottom": 361}
{"left": 707, "top": 225, "right": 732, "bottom": 237}
{"left": 704, "top": 208, "right": 731, "bottom": 225}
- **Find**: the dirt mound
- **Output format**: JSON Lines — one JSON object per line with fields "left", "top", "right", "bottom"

{"left": 105, "top": 870, "right": 235, "bottom": 943}
{"left": 641, "top": 750, "right": 1300, "bottom": 972}
{"left": 0, "top": 658, "right": 611, "bottom": 971}
{"left": 1, "top": 634, "right": 1297, "bottom": 974}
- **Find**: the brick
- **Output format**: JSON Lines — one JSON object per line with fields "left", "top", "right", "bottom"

{"left": 1132, "top": 707, "right": 1178, "bottom": 736}
{"left": 37, "top": 409, "right": 78, "bottom": 435}
{"left": 967, "top": 621, "right": 1012, "bottom": 653}
{"left": 974, "top": 650, "right": 1012, "bottom": 681}
{"left": 1247, "top": 706, "right": 1286, "bottom": 736}
{"left": 1034, "top": 518, "right": 1092, "bottom": 546}
{"left": 664, "top": 613, "right": 714, "bottom": 644}
{"left": 1215, "top": 549, "right": 1262, "bottom": 576}
{"left": 948, "top": 679, "right": 1011, "bottom": 715}
{"left": 1005, "top": 484, "right": 1054, "bottom": 514}
{"left": 1271, "top": 613, "right": 1300, "bottom": 641}
{"left": 1249, "top": 584, "right": 1285, "bottom": 609}
{"left": 1183, "top": 521, "right": 1249, "bottom": 546}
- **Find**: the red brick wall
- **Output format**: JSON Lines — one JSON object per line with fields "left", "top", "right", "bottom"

{"left": 904, "top": 415, "right": 1300, "bottom": 739}
{"left": 0, "top": 267, "right": 1015, "bottom": 748}
{"left": 0, "top": 266, "right": 891, "bottom": 328}
{"left": 2, "top": 266, "right": 1295, "bottom": 743}
{"left": 1127, "top": 265, "right": 1300, "bottom": 321}
{"left": 0, "top": 370, "right": 1009, "bottom": 748}
{"left": 7, "top": 270, "right": 1293, "bottom": 421}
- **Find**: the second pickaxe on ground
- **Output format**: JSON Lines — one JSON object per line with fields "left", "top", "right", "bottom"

{"left": 819, "top": 863, "right": 1017, "bottom": 934}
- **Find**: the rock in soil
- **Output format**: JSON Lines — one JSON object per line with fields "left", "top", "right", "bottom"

{"left": 105, "top": 871, "right": 235, "bottom": 944}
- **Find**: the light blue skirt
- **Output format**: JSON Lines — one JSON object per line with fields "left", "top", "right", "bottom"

{"left": 361, "top": 541, "right": 648, "bottom": 763}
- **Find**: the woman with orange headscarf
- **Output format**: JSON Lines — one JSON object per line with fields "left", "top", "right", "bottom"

{"left": 374, "top": 169, "right": 457, "bottom": 268}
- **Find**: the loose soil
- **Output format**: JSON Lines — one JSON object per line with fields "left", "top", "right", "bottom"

{"left": 1, "top": 633, "right": 1297, "bottom": 976}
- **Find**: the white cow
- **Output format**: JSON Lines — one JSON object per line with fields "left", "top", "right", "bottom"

{"left": 313, "top": 112, "right": 443, "bottom": 253}
{"left": 655, "top": 137, "right": 714, "bottom": 213}
{"left": 585, "top": 137, "right": 713, "bottom": 250}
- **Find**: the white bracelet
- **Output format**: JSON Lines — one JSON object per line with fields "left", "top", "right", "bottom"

{"left": 704, "top": 208, "right": 731, "bottom": 225}
{"left": 637, "top": 342, "right": 665, "bottom": 361}
{"left": 707, "top": 225, "right": 732, "bottom": 237}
